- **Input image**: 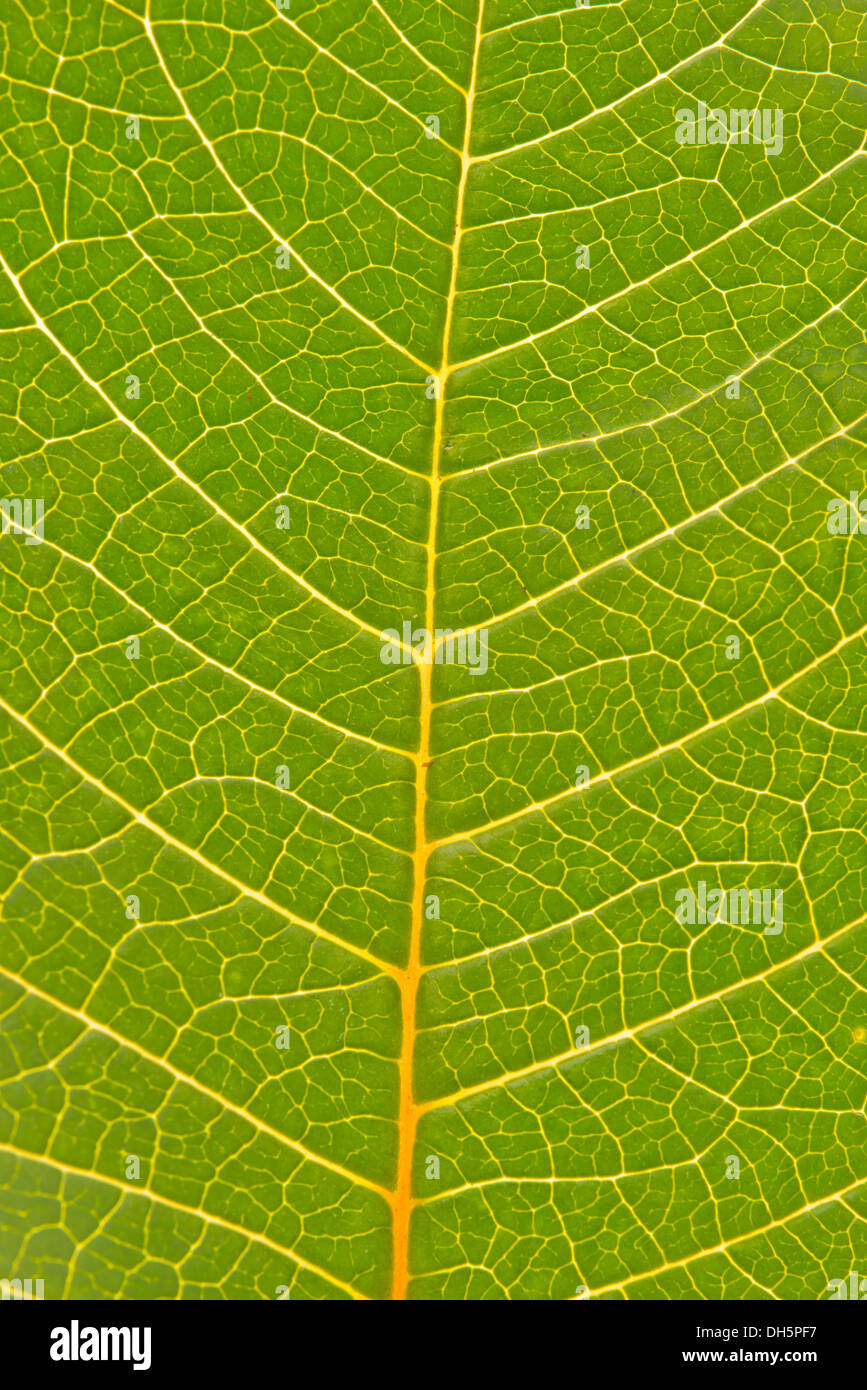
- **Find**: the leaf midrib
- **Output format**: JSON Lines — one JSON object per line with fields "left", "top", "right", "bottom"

{"left": 391, "top": 0, "right": 488, "bottom": 1303}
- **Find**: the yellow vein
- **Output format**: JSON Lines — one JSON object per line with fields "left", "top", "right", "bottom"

{"left": 470, "top": 0, "right": 771, "bottom": 163}
{"left": 427, "top": 618, "right": 867, "bottom": 850}
{"left": 443, "top": 409, "right": 867, "bottom": 641}
{"left": 0, "top": 1141, "right": 367, "bottom": 1299}
{"left": 0, "top": 964, "right": 390, "bottom": 1204}
{"left": 421, "top": 856, "right": 815, "bottom": 976}
{"left": 447, "top": 286, "right": 867, "bottom": 477}
{"left": 5, "top": 74, "right": 198, "bottom": 120}
{"left": 416, "top": 910, "right": 867, "bottom": 1114}
{"left": 269, "top": 7, "right": 463, "bottom": 156}
{"left": 209, "top": 120, "right": 455, "bottom": 246}
{"left": 451, "top": 147, "right": 865, "bottom": 370}
{"left": 142, "top": 1, "right": 436, "bottom": 375}
{"left": 371, "top": 0, "right": 469, "bottom": 95}
{"left": 484, "top": 2, "right": 641, "bottom": 38}
{"left": 580, "top": 1176, "right": 867, "bottom": 1298}
{"left": 18, "top": 525, "right": 410, "bottom": 760}
{"left": 193, "top": 776, "right": 409, "bottom": 857}
{"left": 391, "top": 0, "right": 486, "bottom": 1306}
{"left": 0, "top": 251, "right": 415, "bottom": 661}
{"left": 126, "top": 227, "right": 421, "bottom": 476}
{"left": 0, "top": 692, "right": 400, "bottom": 980}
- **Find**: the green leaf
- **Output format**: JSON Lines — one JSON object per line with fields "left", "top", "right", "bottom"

{"left": 0, "top": 0, "right": 866, "bottom": 1302}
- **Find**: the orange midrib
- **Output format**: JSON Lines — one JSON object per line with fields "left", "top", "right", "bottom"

{"left": 391, "top": 1, "right": 486, "bottom": 1302}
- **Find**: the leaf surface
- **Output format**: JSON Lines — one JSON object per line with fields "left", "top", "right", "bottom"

{"left": 0, "top": 0, "right": 866, "bottom": 1301}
